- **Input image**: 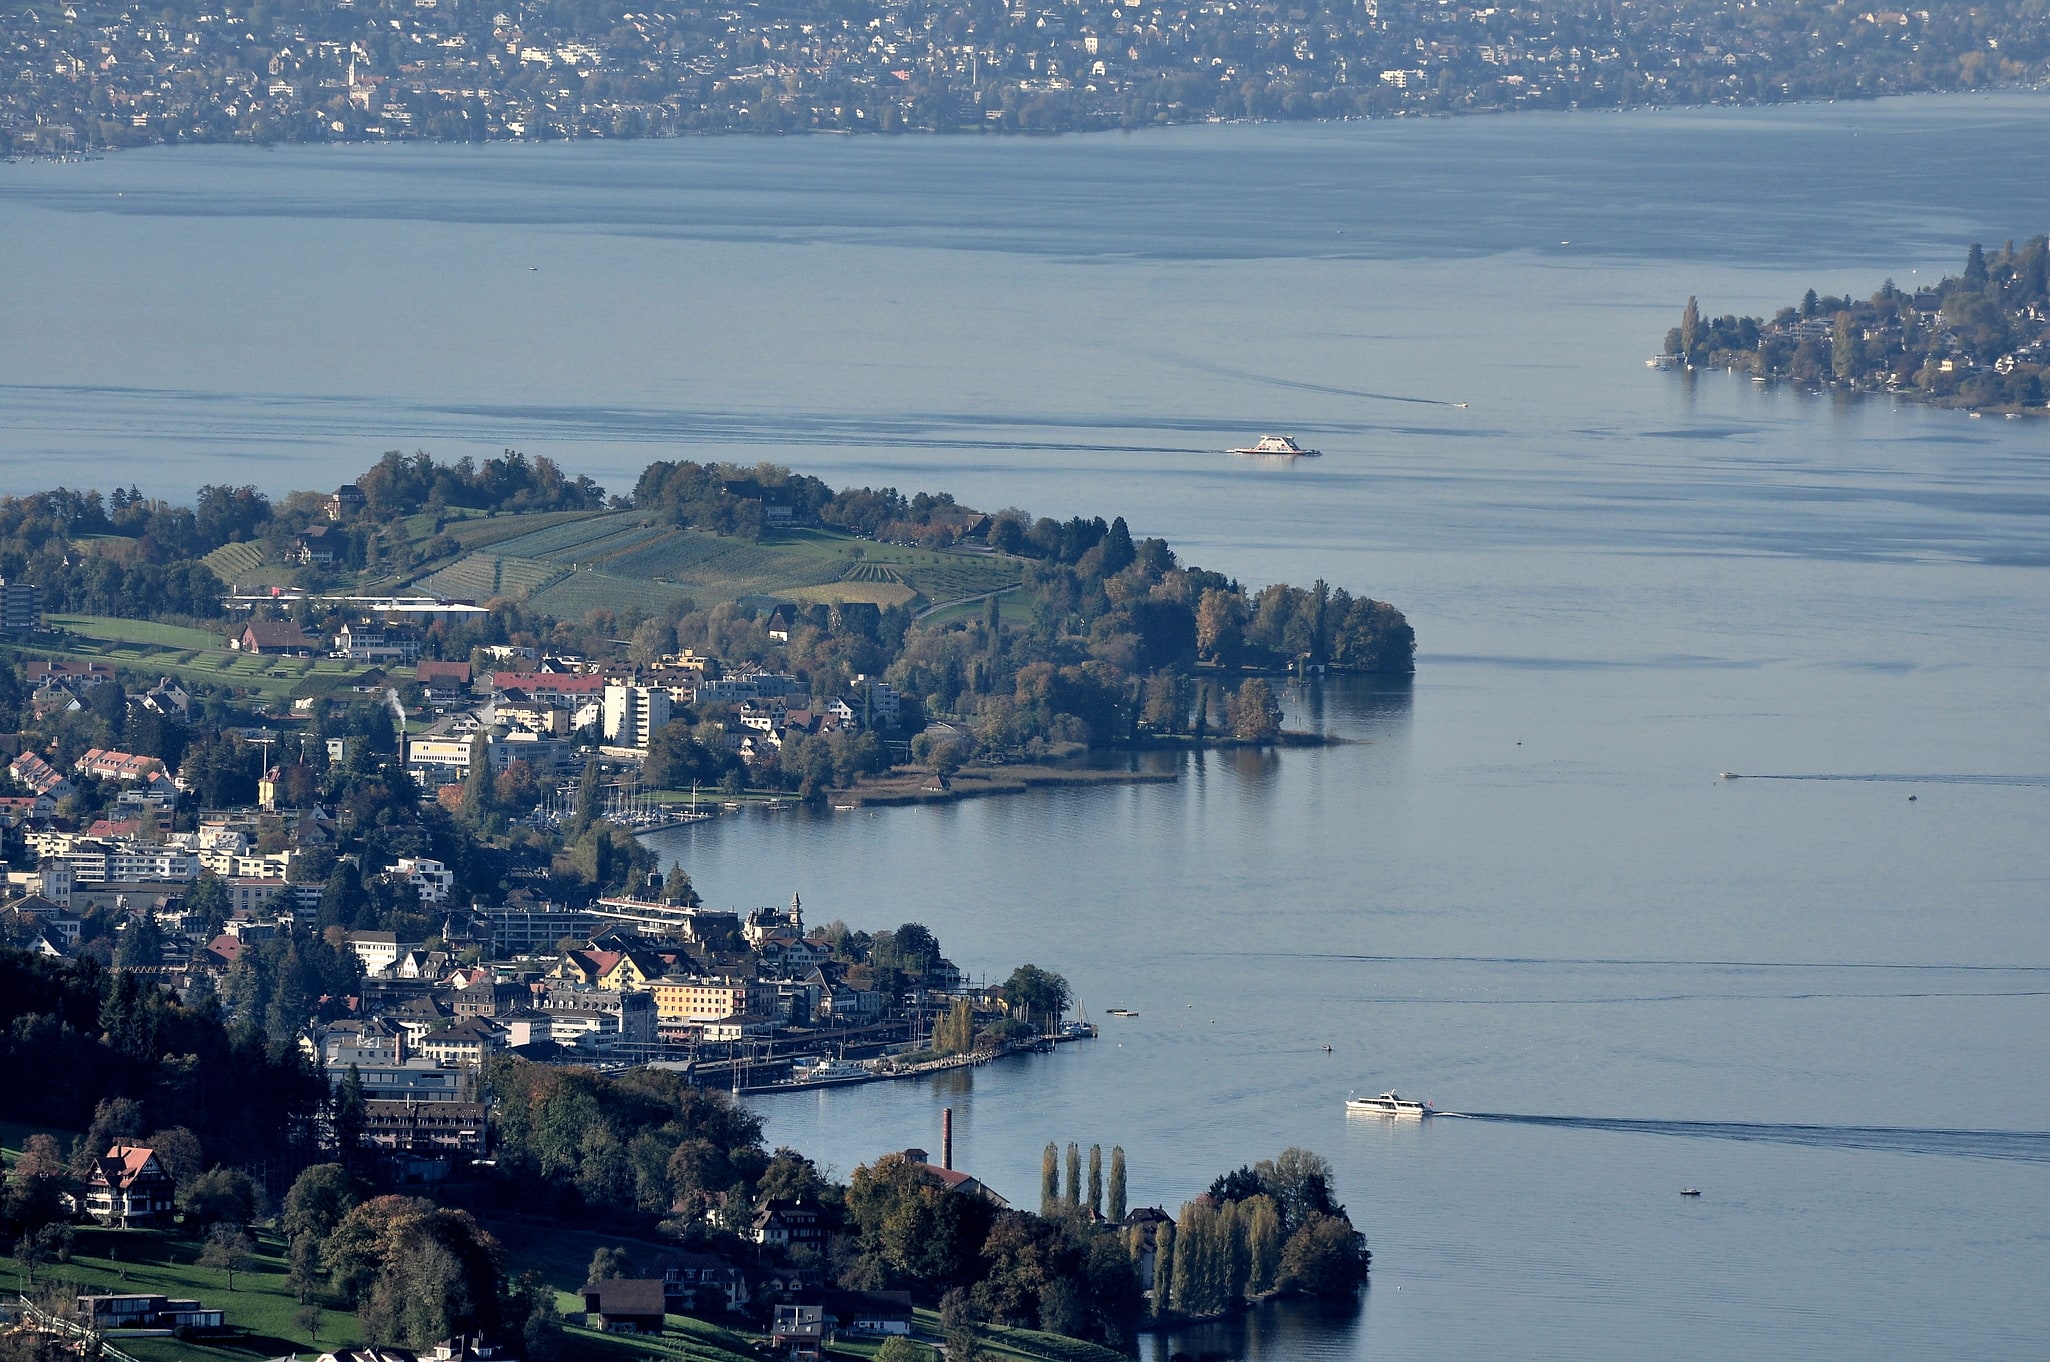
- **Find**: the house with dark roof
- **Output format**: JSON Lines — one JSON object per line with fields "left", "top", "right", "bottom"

{"left": 751, "top": 1199, "right": 828, "bottom": 1253}
{"left": 84, "top": 1143, "right": 177, "bottom": 1227}
{"left": 583, "top": 1279, "right": 667, "bottom": 1334}
{"left": 238, "top": 619, "right": 313, "bottom": 655}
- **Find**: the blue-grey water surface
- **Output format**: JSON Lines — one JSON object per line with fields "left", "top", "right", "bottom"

{"left": 4, "top": 94, "right": 2049, "bottom": 1360}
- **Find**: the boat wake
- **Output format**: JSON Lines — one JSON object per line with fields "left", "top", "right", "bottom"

{"left": 1457, "top": 1112, "right": 2050, "bottom": 1163}
{"left": 1717, "top": 772, "right": 2050, "bottom": 787}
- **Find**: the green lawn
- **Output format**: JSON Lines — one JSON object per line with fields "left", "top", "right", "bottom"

{"left": 47, "top": 615, "right": 225, "bottom": 651}
{"left": 12, "top": 1226, "right": 339, "bottom": 1359}
{"left": 4, "top": 619, "right": 398, "bottom": 704}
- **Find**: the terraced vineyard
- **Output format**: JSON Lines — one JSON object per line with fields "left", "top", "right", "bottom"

{"left": 200, "top": 540, "right": 266, "bottom": 583}
{"left": 402, "top": 512, "right": 1023, "bottom": 617}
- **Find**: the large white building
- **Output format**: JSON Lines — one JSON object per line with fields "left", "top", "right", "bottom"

{"left": 602, "top": 683, "right": 672, "bottom": 750}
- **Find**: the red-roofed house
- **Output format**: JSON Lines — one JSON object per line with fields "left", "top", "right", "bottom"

{"left": 74, "top": 750, "right": 168, "bottom": 783}
{"left": 415, "top": 661, "right": 473, "bottom": 698}
{"left": 9, "top": 751, "right": 72, "bottom": 799}
{"left": 84, "top": 1144, "right": 177, "bottom": 1228}
{"left": 488, "top": 672, "right": 607, "bottom": 705}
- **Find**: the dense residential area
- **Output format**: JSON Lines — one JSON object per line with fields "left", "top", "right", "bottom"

{"left": 4, "top": 0, "right": 2049, "bottom": 149}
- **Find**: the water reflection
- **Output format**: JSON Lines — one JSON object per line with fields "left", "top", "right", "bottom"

{"left": 1141, "top": 1294, "right": 1367, "bottom": 1362}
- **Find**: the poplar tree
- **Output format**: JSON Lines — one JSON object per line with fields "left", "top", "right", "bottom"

{"left": 1152, "top": 1222, "right": 1176, "bottom": 1317}
{"left": 1087, "top": 1144, "right": 1103, "bottom": 1218}
{"left": 1107, "top": 1146, "right": 1127, "bottom": 1223}
{"left": 1242, "top": 1195, "right": 1282, "bottom": 1295}
{"left": 1041, "top": 1144, "right": 1060, "bottom": 1216}
{"left": 1680, "top": 295, "right": 1700, "bottom": 360}
{"left": 1064, "top": 1142, "right": 1081, "bottom": 1208}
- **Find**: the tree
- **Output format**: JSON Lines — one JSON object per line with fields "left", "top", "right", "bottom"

{"left": 199, "top": 1224, "right": 254, "bottom": 1290}
{"left": 1277, "top": 1211, "right": 1369, "bottom": 1295}
{"left": 1680, "top": 295, "right": 1700, "bottom": 360}
{"left": 181, "top": 1166, "right": 263, "bottom": 1232}
{"left": 288, "top": 1231, "right": 323, "bottom": 1303}
{"left": 1242, "top": 1195, "right": 1282, "bottom": 1296}
{"left": 1151, "top": 1221, "right": 1175, "bottom": 1316}
{"left": 1001, "top": 965, "right": 1069, "bottom": 1031}
{"left": 334, "top": 1065, "right": 368, "bottom": 1164}
{"left": 1086, "top": 1145, "right": 1103, "bottom": 1219}
{"left": 324, "top": 1196, "right": 505, "bottom": 1348}
{"left": 1226, "top": 678, "right": 1282, "bottom": 742}
{"left": 459, "top": 733, "right": 496, "bottom": 824}
{"left": 1064, "top": 1143, "right": 1080, "bottom": 1209}
{"left": 1107, "top": 1146, "right": 1126, "bottom": 1223}
{"left": 282, "top": 1163, "right": 359, "bottom": 1242}
{"left": 586, "top": 1246, "right": 633, "bottom": 1283}
{"left": 874, "top": 1338, "right": 934, "bottom": 1362}
{"left": 1040, "top": 1144, "right": 1059, "bottom": 1217}
{"left": 294, "top": 1302, "right": 324, "bottom": 1340}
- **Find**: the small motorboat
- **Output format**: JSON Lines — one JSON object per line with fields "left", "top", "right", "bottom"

{"left": 1229, "top": 434, "right": 1322, "bottom": 458}
{"left": 1681, "top": 1188, "right": 1702, "bottom": 1197}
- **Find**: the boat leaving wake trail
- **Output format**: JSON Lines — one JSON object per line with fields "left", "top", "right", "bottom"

{"left": 1457, "top": 1113, "right": 2050, "bottom": 1163}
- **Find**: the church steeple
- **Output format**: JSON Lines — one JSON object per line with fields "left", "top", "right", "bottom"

{"left": 788, "top": 892, "right": 802, "bottom": 929}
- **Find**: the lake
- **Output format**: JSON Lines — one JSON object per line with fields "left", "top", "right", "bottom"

{"left": 4, "top": 93, "right": 2049, "bottom": 1360}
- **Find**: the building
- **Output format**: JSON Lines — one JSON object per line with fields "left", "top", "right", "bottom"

{"left": 583, "top": 1279, "right": 667, "bottom": 1335}
{"left": 329, "top": 483, "right": 366, "bottom": 520}
{"left": 361, "top": 1099, "right": 489, "bottom": 1157}
{"left": 394, "top": 857, "right": 455, "bottom": 905}
{"left": 415, "top": 1019, "right": 504, "bottom": 1068}
{"left": 346, "top": 930, "right": 419, "bottom": 975}
{"left": 75, "top": 1294, "right": 223, "bottom": 1331}
{"left": 74, "top": 749, "right": 168, "bottom": 784}
{"left": 0, "top": 578, "right": 42, "bottom": 631}
{"left": 9, "top": 751, "right": 73, "bottom": 799}
{"left": 84, "top": 1143, "right": 177, "bottom": 1228}
{"left": 238, "top": 619, "right": 313, "bottom": 654}
{"left": 650, "top": 976, "right": 772, "bottom": 1023}
{"left": 481, "top": 905, "right": 597, "bottom": 957}
{"left": 602, "top": 683, "right": 672, "bottom": 749}
{"left": 770, "top": 1303, "right": 825, "bottom": 1361}
{"left": 751, "top": 1199, "right": 828, "bottom": 1252}
{"left": 487, "top": 671, "right": 608, "bottom": 707}
{"left": 416, "top": 660, "right": 473, "bottom": 698}
{"left": 338, "top": 622, "right": 422, "bottom": 663}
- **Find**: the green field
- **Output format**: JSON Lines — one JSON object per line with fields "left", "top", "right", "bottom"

{"left": 11, "top": 616, "right": 394, "bottom": 703}
{"left": 401, "top": 516, "right": 1023, "bottom": 617}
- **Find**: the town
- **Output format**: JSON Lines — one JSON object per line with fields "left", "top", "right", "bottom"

{"left": 3, "top": 0, "right": 2046, "bottom": 151}
{"left": 0, "top": 456, "right": 1381, "bottom": 1361}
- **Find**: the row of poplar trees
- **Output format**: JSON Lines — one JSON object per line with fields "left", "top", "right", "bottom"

{"left": 1040, "top": 1141, "right": 1127, "bottom": 1222}
{"left": 1143, "top": 1194, "right": 1284, "bottom": 1318}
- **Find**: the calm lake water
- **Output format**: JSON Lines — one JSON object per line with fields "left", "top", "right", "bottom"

{"left": 6, "top": 94, "right": 2050, "bottom": 1360}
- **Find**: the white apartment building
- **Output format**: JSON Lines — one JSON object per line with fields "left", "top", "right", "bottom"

{"left": 602, "top": 683, "right": 672, "bottom": 750}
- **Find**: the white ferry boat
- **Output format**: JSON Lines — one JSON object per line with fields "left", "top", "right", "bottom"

{"left": 1345, "top": 1090, "right": 1436, "bottom": 1118}
{"left": 788, "top": 1059, "right": 872, "bottom": 1085}
{"left": 1229, "top": 434, "right": 1322, "bottom": 458}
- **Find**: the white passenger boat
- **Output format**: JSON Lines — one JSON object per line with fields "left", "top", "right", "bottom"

{"left": 1346, "top": 1090, "right": 1436, "bottom": 1118}
{"left": 1229, "top": 434, "right": 1322, "bottom": 457}
{"left": 788, "top": 1059, "right": 872, "bottom": 1085}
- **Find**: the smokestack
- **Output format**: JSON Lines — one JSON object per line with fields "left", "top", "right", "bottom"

{"left": 942, "top": 1107, "right": 954, "bottom": 1171}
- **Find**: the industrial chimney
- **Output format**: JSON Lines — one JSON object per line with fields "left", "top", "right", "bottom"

{"left": 942, "top": 1107, "right": 954, "bottom": 1171}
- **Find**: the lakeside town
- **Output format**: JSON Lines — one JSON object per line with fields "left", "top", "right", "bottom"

{"left": 0, "top": 457, "right": 1384, "bottom": 1361}
{"left": 4, "top": 0, "right": 2048, "bottom": 151}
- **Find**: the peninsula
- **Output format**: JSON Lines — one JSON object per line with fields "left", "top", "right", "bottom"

{"left": 0, "top": 452, "right": 1411, "bottom": 809}
{"left": 1660, "top": 236, "right": 2050, "bottom": 414}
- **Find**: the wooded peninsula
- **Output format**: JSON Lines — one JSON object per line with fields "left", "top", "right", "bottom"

{"left": 1662, "top": 236, "right": 2050, "bottom": 414}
